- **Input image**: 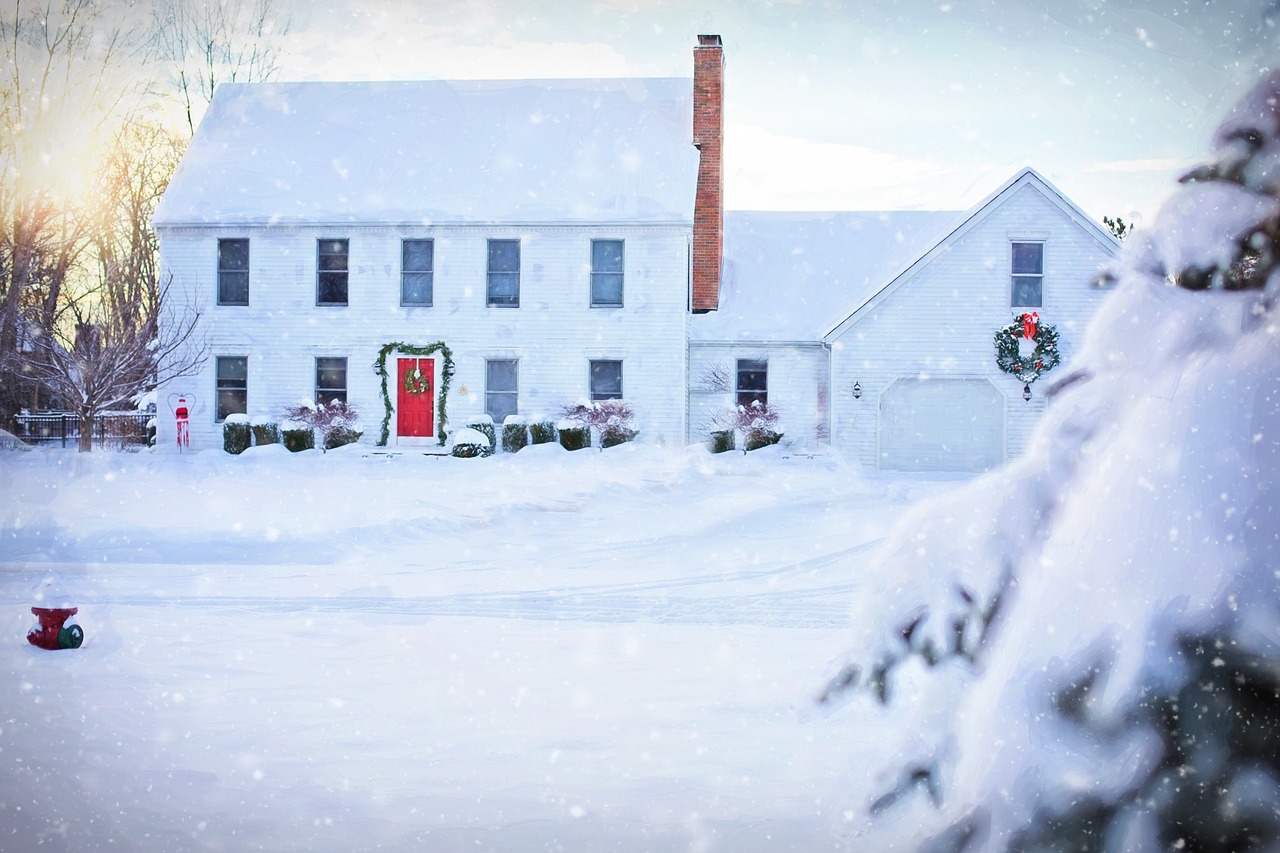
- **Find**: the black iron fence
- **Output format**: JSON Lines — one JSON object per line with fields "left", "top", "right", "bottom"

{"left": 11, "top": 412, "right": 153, "bottom": 448}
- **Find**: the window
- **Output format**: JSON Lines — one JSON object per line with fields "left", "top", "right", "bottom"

{"left": 589, "top": 359, "right": 623, "bottom": 401}
{"left": 485, "top": 359, "right": 519, "bottom": 423}
{"left": 401, "top": 239, "right": 433, "bottom": 306}
{"left": 317, "top": 239, "right": 349, "bottom": 305}
{"left": 316, "top": 357, "right": 347, "bottom": 406}
{"left": 216, "top": 356, "right": 248, "bottom": 421}
{"left": 487, "top": 239, "right": 520, "bottom": 307}
{"left": 590, "top": 239, "right": 624, "bottom": 307}
{"left": 1011, "top": 242, "right": 1043, "bottom": 307}
{"left": 736, "top": 359, "right": 768, "bottom": 407}
{"left": 217, "top": 239, "right": 249, "bottom": 305}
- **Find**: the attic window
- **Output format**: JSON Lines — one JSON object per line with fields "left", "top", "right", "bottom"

{"left": 590, "top": 239, "right": 624, "bottom": 307}
{"left": 217, "top": 239, "right": 249, "bottom": 306}
{"left": 1011, "top": 242, "right": 1043, "bottom": 307}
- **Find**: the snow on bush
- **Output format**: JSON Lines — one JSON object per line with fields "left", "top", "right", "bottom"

{"left": 450, "top": 426, "right": 492, "bottom": 458}
{"left": 709, "top": 401, "right": 782, "bottom": 452}
{"left": 819, "top": 70, "right": 1280, "bottom": 851}
{"left": 560, "top": 399, "right": 638, "bottom": 449}
{"left": 464, "top": 414, "right": 496, "bottom": 451}
{"left": 283, "top": 400, "right": 363, "bottom": 451}
{"left": 501, "top": 414, "right": 529, "bottom": 453}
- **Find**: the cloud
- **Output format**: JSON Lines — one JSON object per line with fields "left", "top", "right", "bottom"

{"left": 725, "top": 123, "right": 997, "bottom": 210}
{"left": 1082, "top": 158, "right": 1195, "bottom": 174}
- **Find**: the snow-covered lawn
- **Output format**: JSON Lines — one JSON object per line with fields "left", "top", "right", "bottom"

{"left": 0, "top": 443, "right": 961, "bottom": 851}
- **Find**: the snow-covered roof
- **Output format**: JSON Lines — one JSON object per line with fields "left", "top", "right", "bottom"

{"left": 691, "top": 210, "right": 958, "bottom": 342}
{"left": 154, "top": 79, "right": 699, "bottom": 227}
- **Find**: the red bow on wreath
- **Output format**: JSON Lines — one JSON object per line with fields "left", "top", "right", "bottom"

{"left": 1022, "top": 311, "right": 1039, "bottom": 340}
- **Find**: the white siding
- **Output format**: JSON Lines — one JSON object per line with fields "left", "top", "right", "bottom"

{"left": 829, "top": 182, "right": 1116, "bottom": 469}
{"left": 687, "top": 342, "right": 828, "bottom": 448}
{"left": 157, "top": 224, "right": 690, "bottom": 451}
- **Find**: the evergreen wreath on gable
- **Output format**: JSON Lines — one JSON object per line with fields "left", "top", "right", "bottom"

{"left": 994, "top": 312, "right": 1061, "bottom": 384}
{"left": 373, "top": 341, "right": 455, "bottom": 446}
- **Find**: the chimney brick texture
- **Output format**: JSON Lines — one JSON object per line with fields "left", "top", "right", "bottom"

{"left": 692, "top": 34, "right": 724, "bottom": 313}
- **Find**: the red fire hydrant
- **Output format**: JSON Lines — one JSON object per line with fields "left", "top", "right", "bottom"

{"left": 27, "top": 606, "right": 84, "bottom": 650}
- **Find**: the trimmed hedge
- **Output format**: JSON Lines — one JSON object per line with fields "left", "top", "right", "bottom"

{"left": 709, "top": 429, "right": 735, "bottom": 454}
{"left": 558, "top": 425, "right": 591, "bottom": 451}
{"left": 502, "top": 421, "right": 528, "bottom": 453}
{"left": 223, "top": 420, "right": 251, "bottom": 455}
{"left": 529, "top": 419, "right": 557, "bottom": 445}
{"left": 251, "top": 421, "right": 280, "bottom": 447}
{"left": 744, "top": 430, "right": 783, "bottom": 452}
{"left": 282, "top": 427, "right": 314, "bottom": 452}
{"left": 600, "top": 427, "right": 638, "bottom": 448}
{"left": 323, "top": 426, "right": 363, "bottom": 450}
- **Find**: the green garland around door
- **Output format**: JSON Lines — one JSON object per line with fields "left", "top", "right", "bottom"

{"left": 374, "top": 341, "right": 455, "bottom": 446}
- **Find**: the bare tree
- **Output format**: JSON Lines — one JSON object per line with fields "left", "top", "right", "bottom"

{"left": 26, "top": 272, "right": 204, "bottom": 451}
{"left": 152, "top": 0, "right": 291, "bottom": 135}
{"left": 0, "top": 0, "right": 142, "bottom": 424}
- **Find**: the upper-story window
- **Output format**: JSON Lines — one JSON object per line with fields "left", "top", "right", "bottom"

{"left": 217, "top": 238, "right": 249, "bottom": 306}
{"left": 736, "top": 359, "right": 767, "bottom": 407}
{"left": 589, "top": 359, "right": 623, "bottom": 401}
{"left": 401, "top": 239, "right": 433, "bottom": 306}
{"left": 317, "top": 239, "right": 349, "bottom": 305}
{"left": 215, "top": 356, "right": 248, "bottom": 421}
{"left": 1011, "top": 242, "right": 1043, "bottom": 307}
{"left": 315, "top": 357, "right": 348, "bottom": 406}
{"left": 590, "top": 239, "right": 624, "bottom": 307}
{"left": 487, "top": 239, "right": 520, "bottom": 307}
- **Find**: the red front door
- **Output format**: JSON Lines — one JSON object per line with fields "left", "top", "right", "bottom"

{"left": 397, "top": 358, "right": 435, "bottom": 439}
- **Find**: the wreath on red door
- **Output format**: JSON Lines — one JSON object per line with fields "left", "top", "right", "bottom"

{"left": 403, "top": 366, "right": 431, "bottom": 395}
{"left": 993, "top": 312, "right": 1061, "bottom": 384}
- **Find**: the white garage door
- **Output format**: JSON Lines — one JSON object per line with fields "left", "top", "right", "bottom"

{"left": 879, "top": 378, "right": 1004, "bottom": 471}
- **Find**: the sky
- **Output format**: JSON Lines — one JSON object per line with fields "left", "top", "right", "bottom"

{"left": 240, "top": 0, "right": 1280, "bottom": 226}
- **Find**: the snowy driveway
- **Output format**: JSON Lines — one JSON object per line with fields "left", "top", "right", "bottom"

{"left": 0, "top": 444, "right": 960, "bottom": 852}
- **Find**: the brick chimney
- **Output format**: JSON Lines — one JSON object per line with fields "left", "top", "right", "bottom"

{"left": 692, "top": 34, "right": 724, "bottom": 313}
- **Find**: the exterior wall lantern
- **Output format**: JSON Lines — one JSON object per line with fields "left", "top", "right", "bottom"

{"left": 852, "top": 382, "right": 862, "bottom": 400}
{"left": 1023, "top": 383, "right": 1032, "bottom": 402}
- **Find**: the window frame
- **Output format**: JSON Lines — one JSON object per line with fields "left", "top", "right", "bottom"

{"left": 317, "top": 239, "right": 350, "bottom": 306}
{"left": 484, "top": 358, "right": 519, "bottom": 424}
{"left": 589, "top": 359, "right": 623, "bottom": 401}
{"left": 1010, "top": 241, "right": 1044, "bottom": 308}
{"left": 487, "top": 239, "right": 520, "bottom": 308}
{"left": 401, "top": 238, "right": 434, "bottom": 307}
{"left": 217, "top": 238, "right": 250, "bottom": 306}
{"left": 736, "top": 358, "right": 768, "bottom": 408}
{"left": 315, "top": 357, "right": 348, "bottom": 406}
{"left": 590, "top": 239, "right": 624, "bottom": 307}
{"left": 215, "top": 356, "right": 248, "bottom": 422}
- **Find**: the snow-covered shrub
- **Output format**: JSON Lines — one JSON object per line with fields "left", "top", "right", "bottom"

{"left": 501, "top": 415, "right": 528, "bottom": 453}
{"left": 529, "top": 418, "right": 557, "bottom": 445}
{"left": 708, "top": 428, "right": 734, "bottom": 454}
{"left": 710, "top": 401, "right": 782, "bottom": 451}
{"left": 450, "top": 426, "right": 492, "bottom": 458}
{"left": 250, "top": 415, "right": 279, "bottom": 447}
{"left": 283, "top": 400, "right": 362, "bottom": 451}
{"left": 145, "top": 417, "right": 157, "bottom": 448}
{"left": 557, "top": 421, "right": 590, "bottom": 451}
{"left": 222, "top": 414, "right": 251, "bottom": 455}
{"left": 280, "top": 420, "right": 314, "bottom": 453}
{"left": 464, "top": 414, "right": 496, "bottom": 452}
{"left": 560, "top": 399, "right": 638, "bottom": 449}
{"left": 818, "top": 71, "right": 1280, "bottom": 852}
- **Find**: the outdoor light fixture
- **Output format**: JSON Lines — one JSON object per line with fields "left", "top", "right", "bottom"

{"left": 852, "top": 382, "right": 862, "bottom": 400}
{"left": 1023, "top": 383, "right": 1032, "bottom": 402}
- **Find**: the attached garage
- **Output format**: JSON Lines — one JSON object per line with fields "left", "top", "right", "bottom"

{"left": 878, "top": 378, "right": 1004, "bottom": 471}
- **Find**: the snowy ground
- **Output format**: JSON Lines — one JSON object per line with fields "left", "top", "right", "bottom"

{"left": 0, "top": 442, "right": 963, "bottom": 852}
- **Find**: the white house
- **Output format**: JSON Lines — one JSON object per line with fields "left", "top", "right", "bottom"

{"left": 153, "top": 36, "right": 727, "bottom": 451}
{"left": 155, "top": 35, "right": 1119, "bottom": 470}
{"left": 695, "top": 169, "right": 1121, "bottom": 470}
